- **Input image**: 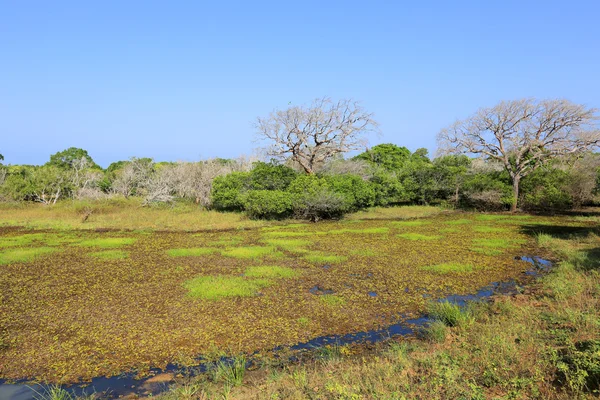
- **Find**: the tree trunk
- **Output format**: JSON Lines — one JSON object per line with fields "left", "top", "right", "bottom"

{"left": 510, "top": 176, "right": 520, "bottom": 213}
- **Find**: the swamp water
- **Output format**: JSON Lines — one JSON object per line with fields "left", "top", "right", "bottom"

{"left": 0, "top": 255, "right": 552, "bottom": 400}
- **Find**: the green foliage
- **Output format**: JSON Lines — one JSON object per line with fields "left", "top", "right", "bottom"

{"left": 184, "top": 275, "right": 272, "bottom": 300}
{"left": 46, "top": 147, "right": 100, "bottom": 170}
{"left": 320, "top": 294, "right": 346, "bottom": 306}
{"left": 243, "top": 190, "right": 293, "bottom": 219}
{"left": 303, "top": 251, "right": 347, "bottom": 264}
{"left": 248, "top": 161, "right": 297, "bottom": 190}
{"left": 555, "top": 340, "right": 600, "bottom": 393}
{"left": 210, "top": 172, "right": 251, "bottom": 211}
{"left": 324, "top": 174, "right": 376, "bottom": 210}
{"left": 288, "top": 175, "right": 349, "bottom": 221}
{"left": 0, "top": 165, "right": 73, "bottom": 203}
{"left": 354, "top": 143, "right": 411, "bottom": 171}
{"left": 521, "top": 167, "right": 572, "bottom": 210}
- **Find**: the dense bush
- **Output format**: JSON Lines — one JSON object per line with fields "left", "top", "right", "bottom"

{"left": 243, "top": 190, "right": 293, "bottom": 219}
{"left": 520, "top": 168, "right": 572, "bottom": 211}
{"left": 324, "top": 174, "right": 376, "bottom": 210}
{"left": 248, "top": 162, "right": 297, "bottom": 191}
{"left": 210, "top": 172, "right": 250, "bottom": 211}
{"left": 287, "top": 175, "right": 348, "bottom": 221}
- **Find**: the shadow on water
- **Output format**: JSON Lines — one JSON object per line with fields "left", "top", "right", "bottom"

{"left": 0, "top": 255, "right": 553, "bottom": 400}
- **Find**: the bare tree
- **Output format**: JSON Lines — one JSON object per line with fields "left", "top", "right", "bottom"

{"left": 438, "top": 99, "right": 600, "bottom": 212}
{"left": 256, "top": 97, "right": 379, "bottom": 174}
{"left": 111, "top": 158, "right": 154, "bottom": 198}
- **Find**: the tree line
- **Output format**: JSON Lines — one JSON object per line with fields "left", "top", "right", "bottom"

{"left": 1, "top": 97, "right": 599, "bottom": 218}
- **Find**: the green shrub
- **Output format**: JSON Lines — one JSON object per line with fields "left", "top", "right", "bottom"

{"left": 556, "top": 339, "right": 600, "bottom": 393}
{"left": 248, "top": 161, "right": 297, "bottom": 190}
{"left": 288, "top": 175, "right": 348, "bottom": 221}
{"left": 427, "top": 301, "right": 474, "bottom": 327}
{"left": 210, "top": 172, "right": 250, "bottom": 211}
{"left": 324, "top": 174, "right": 376, "bottom": 210}
{"left": 242, "top": 190, "right": 293, "bottom": 219}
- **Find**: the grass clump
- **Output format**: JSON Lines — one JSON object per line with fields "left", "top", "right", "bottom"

{"left": 303, "top": 252, "right": 348, "bottom": 264}
{"left": 444, "top": 219, "right": 471, "bottom": 225}
{"left": 89, "top": 250, "right": 128, "bottom": 260}
{"left": 262, "top": 231, "right": 315, "bottom": 238}
{"left": 167, "top": 247, "right": 216, "bottom": 257}
{"left": 422, "top": 320, "right": 448, "bottom": 343}
{"left": 421, "top": 262, "right": 474, "bottom": 274}
{"left": 0, "top": 233, "right": 46, "bottom": 248}
{"left": 427, "top": 301, "right": 474, "bottom": 327}
{"left": 77, "top": 237, "right": 136, "bottom": 248}
{"left": 397, "top": 233, "right": 442, "bottom": 241}
{"left": 184, "top": 275, "right": 272, "bottom": 300}
{"left": 390, "top": 220, "right": 431, "bottom": 227}
{"left": 0, "top": 247, "right": 58, "bottom": 265}
{"left": 211, "top": 356, "right": 247, "bottom": 387}
{"left": 245, "top": 265, "right": 300, "bottom": 279}
{"left": 221, "top": 246, "right": 283, "bottom": 259}
{"left": 320, "top": 294, "right": 346, "bottom": 306}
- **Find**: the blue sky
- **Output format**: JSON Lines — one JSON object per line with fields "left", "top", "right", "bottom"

{"left": 1, "top": 1, "right": 599, "bottom": 168}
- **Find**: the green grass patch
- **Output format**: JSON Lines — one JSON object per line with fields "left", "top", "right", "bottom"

{"left": 473, "top": 226, "right": 509, "bottom": 233}
{"left": 421, "top": 263, "right": 474, "bottom": 274}
{"left": 262, "top": 231, "right": 316, "bottom": 238}
{"left": 472, "top": 238, "right": 525, "bottom": 249}
{"left": 89, "top": 250, "right": 128, "bottom": 260}
{"left": 303, "top": 252, "right": 348, "bottom": 264}
{"left": 0, "top": 247, "right": 58, "bottom": 265}
{"left": 327, "top": 227, "right": 390, "bottom": 235}
{"left": 320, "top": 294, "right": 346, "bottom": 306}
{"left": 184, "top": 275, "right": 272, "bottom": 300}
{"left": 262, "top": 238, "right": 311, "bottom": 253}
{"left": 167, "top": 247, "right": 217, "bottom": 257}
{"left": 444, "top": 219, "right": 471, "bottom": 225}
{"left": 0, "top": 233, "right": 46, "bottom": 248}
{"left": 475, "top": 214, "right": 506, "bottom": 221}
{"left": 221, "top": 246, "right": 283, "bottom": 259}
{"left": 397, "top": 233, "right": 442, "bottom": 241}
{"left": 470, "top": 247, "right": 503, "bottom": 256}
{"left": 245, "top": 265, "right": 300, "bottom": 279}
{"left": 207, "top": 236, "right": 244, "bottom": 246}
{"left": 77, "top": 237, "right": 136, "bottom": 248}
{"left": 390, "top": 220, "right": 431, "bottom": 227}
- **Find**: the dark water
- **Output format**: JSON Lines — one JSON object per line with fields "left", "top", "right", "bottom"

{"left": 0, "top": 256, "right": 551, "bottom": 400}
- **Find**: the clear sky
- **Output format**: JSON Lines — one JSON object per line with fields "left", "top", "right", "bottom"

{"left": 1, "top": 1, "right": 599, "bottom": 168}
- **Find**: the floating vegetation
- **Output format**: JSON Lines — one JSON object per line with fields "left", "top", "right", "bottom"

{"left": 167, "top": 247, "right": 217, "bottom": 257}
{"left": 320, "top": 294, "right": 346, "bottom": 306}
{"left": 472, "top": 226, "right": 509, "bottom": 233}
{"left": 470, "top": 247, "right": 504, "bottom": 256}
{"left": 221, "top": 246, "right": 283, "bottom": 259}
{"left": 184, "top": 275, "right": 272, "bottom": 300}
{"left": 245, "top": 265, "right": 300, "bottom": 279}
{"left": 397, "top": 233, "right": 442, "bottom": 241}
{"left": 444, "top": 219, "right": 471, "bottom": 225}
{"left": 303, "top": 251, "right": 348, "bottom": 264}
{"left": 350, "top": 249, "right": 378, "bottom": 257}
{"left": 327, "top": 227, "right": 390, "bottom": 235}
{"left": 77, "top": 237, "right": 136, "bottom": 248}
{"left": 390, "top": 220, "right": 431, "bottom": 227}
{"left": 472, "top": 238, "right": 525, "bottom": 249}
{"left": 89, "top": 250, "right": 129, "bottom": 260}
{"left": 421, "top": 263, "right": 475, "bottom": 274}
{"left": 261, "top": 238, "right": 311, "bottom": 253}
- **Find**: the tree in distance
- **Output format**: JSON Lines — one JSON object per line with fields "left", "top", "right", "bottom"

{"left": 256, "top": 97, "right": 379, "bottom": 174}
{"left": 438, "top": 98, "right": 600, "bottom": 212}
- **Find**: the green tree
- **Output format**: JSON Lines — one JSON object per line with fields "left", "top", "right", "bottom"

{"left": 354, "top": 143, "right": 411, "bottom": 171}
{"left": 46, "top": 147, "right": 100, "bottom": 170}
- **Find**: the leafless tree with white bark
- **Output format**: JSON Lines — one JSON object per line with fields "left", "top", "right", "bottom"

{"left": 438, "top": 98, "right": 600, "bottom": 211}
{"left": 256, "top": 97, "right": 379, "bottom": 174}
